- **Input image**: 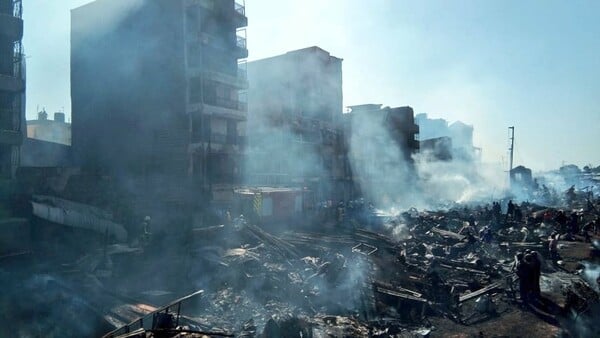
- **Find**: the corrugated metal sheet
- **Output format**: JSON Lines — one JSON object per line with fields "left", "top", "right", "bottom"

{"left": 31, "top": 195, "right": 127, "bottom": 242}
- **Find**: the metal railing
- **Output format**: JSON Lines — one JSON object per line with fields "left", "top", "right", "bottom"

{"left": 13, "top": 0, "right": 22, "bottom": 18}
{"left": 236, "top": 35, "right": 246, "bottom": 49}
{"left": 102, "top": 290, "right": 234, "bottom": 338}
{"left": 234, "top": 1, "right": 245, "bottom": 16}
{"left": 13, "top": 41, "right": 22, "bottom": 79}
{"left": 208, "top": 97, "right": 246, "bottom": 111}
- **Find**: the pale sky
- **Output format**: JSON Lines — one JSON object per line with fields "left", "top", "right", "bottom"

{"left": 23, "top": 0, "right": 600, "bottom": 170}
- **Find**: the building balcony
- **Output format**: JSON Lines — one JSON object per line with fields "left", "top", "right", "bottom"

{"left": 232, "top": 1, "right": 248, "bottom": 28}
{"left": 0, "top": 129, "right": 22, "bottom": 145}
{"left": 235, "top": 35, "right": 248, "bottom": 58}
{"left": 194, "top": 101, "right": 247, "bottom": 121}
{"left": 0, "top": 13, "right": 23, "bottom": 41}
{"left": 207, "top": 97, "right": 247, "bottom": 112}
{"left": 203, "top": 69, "right": 248, "bottom": 89}
{"left": 192, "top": 0, "right": 247, "bottom": 28}
{"left": 208, "top": 132, "right": 244, "bottom": 146}
{"left": 0, "top": 74, "right": 24, "bottom": 92}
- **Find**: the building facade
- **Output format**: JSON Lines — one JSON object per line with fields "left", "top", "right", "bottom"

{"left": 27, "top": 110, "right": 71, "bottom": 145}
{"left": 343, "top": 104, "right": 419, "bottom": 205}
{"left": 71, "top": 0, "right": 248, "bottom": 223}
{"left": 245, "top": 46, "right": 344, "bottom": 201}
{"left": 415, "top": 113, "right": 479, "bottom": 161}
{"left": 0, "top": 0, "right": 24, "bottom": 183}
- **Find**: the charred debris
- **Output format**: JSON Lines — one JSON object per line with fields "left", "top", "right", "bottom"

{"left": 3, "top": 180, "right": 600, "bottom": 337}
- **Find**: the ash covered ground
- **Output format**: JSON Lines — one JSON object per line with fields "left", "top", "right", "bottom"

{"left": 2, "top": 182, "right": 600, "bottom": 338}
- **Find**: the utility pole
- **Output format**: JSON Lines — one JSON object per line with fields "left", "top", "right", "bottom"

{"left": 508, "top": 126, "right": 515, "bottom": 188}
{"left": 508, "top": 127, "right": 515, "bottom": 171}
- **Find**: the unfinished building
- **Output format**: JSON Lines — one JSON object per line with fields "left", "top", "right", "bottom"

{"left": 245, "top": 46, "right": 345, "bottom": 202}
{"left": 0, "top": 0, "right": 24, "bottom": 187}
{"left": 71, "top": 0, "right": 248, "bottom": 224}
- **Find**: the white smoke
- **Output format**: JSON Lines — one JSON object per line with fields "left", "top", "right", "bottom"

{"left": 71, "top": 0, "right": 145, "bottom": 37}
{"left": 347, "top": 109, "right": 506, "bottom": 210}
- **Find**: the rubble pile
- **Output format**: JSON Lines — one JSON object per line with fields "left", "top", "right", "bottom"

{"left": 4, "top": 185, "right": 599, "bottom": 337}
{"left": 154, "top": 195, "right": 600, "bottom": 337}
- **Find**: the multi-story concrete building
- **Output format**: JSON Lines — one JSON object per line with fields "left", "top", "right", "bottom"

{"left": 27, "top": 110, "right": 71, "bottom": 145}
{"left": 415, "top": 113, "right": 479, "bottom": 161}
{"left": 71, "top": 0, "right": 248, "bottom": 223}
{"left": 343, "top": 104, "right": 419, "bottom": 205}
{"left": 0, "top": 0, "right": 24, "bottom": 183}
{"left": 245, "top": 46, "right": 344, "bottom": 201}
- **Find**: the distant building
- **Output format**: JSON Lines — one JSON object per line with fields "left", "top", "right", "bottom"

{"left": 448, "top": 121, "right": 476, "bottom": 160}
{"left": 245, "top": 46, "right": 344, "bottom": 201}
{"left": 414, "top": 113, "right": 479, "bottom": 161}
{"left": 420, "top": 136, "right": 452, "bottom": 161}
{"left": 71, "top": 0, "right": 248, "bottom": 223}
{"left": 343, "top": 104, "right": 419, "bottom": 203}
{"left": 510, "top": 165, "right": 535, "bottom": 198}
{"left": 0, "top": 0, "right": 24, "bottom": 181}
{"left": 510, "top": 165, "right": 533, "bottom": 187}
{"left": 414, "top": 113, "right": 448, "bottom": 141}
{"left": 27, "top": 110, "right": 71, "bottom": 145}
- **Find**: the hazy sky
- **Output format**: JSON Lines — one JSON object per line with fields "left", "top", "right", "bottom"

{"left": 23, "top": 0, "right": 600, "bottom": 170}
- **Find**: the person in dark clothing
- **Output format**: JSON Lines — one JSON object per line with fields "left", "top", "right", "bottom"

{"left": 568, "top": 213, "right": 579, "bottom": 236}
{"left": 466, "top": 232, "right": 477, "bottom": 245}
{"left": 528, "top": 251, "right": 542, "bottom": 298}
{"left": 493, "top": 202, "right": 501, "bottom": 217}
{"left": 515, "top": 253, "right": 531, "bottom": 304}
{"left": 505, "top": 200, "right": 515, "bottom": 223}
{"left": 565, "top": 186, "right": 576, "bottom": 205}
{"left": 554, "top": 211, "right": 567, "bottom": 234}
{"left": 523, "top": 253, "right": 538, "bottom": 299}
{"left": 514, "top": 207, "right": 523, "bottom": 222}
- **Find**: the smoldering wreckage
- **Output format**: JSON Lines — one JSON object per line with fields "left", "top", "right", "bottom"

{"left": 2, "top": 175, "right": 600, "bottom": 338}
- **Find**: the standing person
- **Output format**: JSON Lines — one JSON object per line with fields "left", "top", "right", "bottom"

{"left": 529, "top": 251, "right": 542, "bottom": 298}
{"left": 514, "top": 253, "right": 531, "bottom": 305}
{"left": 493, "top": 202, "right": 502, "bottom": 219}
{"left": 514, "top": 206, "right": 523, "bottom": 222}
{"left": 506, "top": 200, "right": 515, "bottom": 223}
{"left": 568, "top": 213, "right": 579, "bottom": 237}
